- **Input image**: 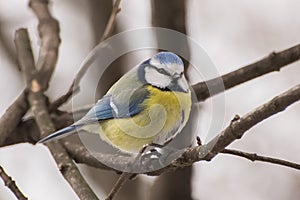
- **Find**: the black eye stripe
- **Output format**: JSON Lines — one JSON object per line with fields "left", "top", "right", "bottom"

{"left": 153, "top": 66, "right": 171, "bottom": 76}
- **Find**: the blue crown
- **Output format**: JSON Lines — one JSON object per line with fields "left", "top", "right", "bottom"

{"left": 153, "top": 52, "right": 183, "bottom": 66}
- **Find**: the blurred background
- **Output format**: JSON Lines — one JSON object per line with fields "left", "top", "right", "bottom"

{"left": 0, "top": 0, "right": 300, "bottom": 199}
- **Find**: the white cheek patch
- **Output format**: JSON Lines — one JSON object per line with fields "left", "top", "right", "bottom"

{"left": 144, "top": 67, "right": 172, "bottom": 88}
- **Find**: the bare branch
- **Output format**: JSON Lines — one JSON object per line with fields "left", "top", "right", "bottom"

{"left": 100, "top": 0, "right": 122, "bottom": 41}
{"left": 203, "top": 84, "right": 300, "bottom": 160}
{"left": 29, "top": 0, "right": 60, "bottom": 90}
{"left": 28, "top": 1, "right": 100, "bottom": 196}
{"left": 0, "top": 0, "right": 62, "bottom": 146}
{"left": 192, "top": 44, "right": 300, "bottom": 101}
{"left": 152, "top": 83, "right": 300, "bottom": 175}
{"left": 0, "top": 92, "right": 28, "bottom": 145}
{"left": 64, "top": 83, "right": 300, "bottom": 176}
{"left": 48, "top": 86, "right": 79, "bottom": 112}
{"left": 63, "top": 140, "right": 111, "bottom": 170}
{"left": 26, "top": 2, "right": 97, "bottom": 197}
{"left": 14, "top": 30, "right": 36, "bottom": 84}
{"left": 15, "top": 27, "right": 98, "bottom": 200}
{"left": 1, "top": 111, "right": 73, "bottom": 147}
{"left": 2, "top": 105, "right": 89, "bottom": 147}
{"left": 221, "top": 149, "right": 300, "bottom": 171}
{"left": 105, "top": 172, "right": 132, "bottom": 200}
{"left": 0, "top": 20, "right": 40, "bottom": 145}
{"left": 0, "top": 165, "right": 27, "bottom": 200}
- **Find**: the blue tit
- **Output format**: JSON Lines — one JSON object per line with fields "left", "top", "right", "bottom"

{"left": 39, "top": 52, "right": 192, "bottom": 153}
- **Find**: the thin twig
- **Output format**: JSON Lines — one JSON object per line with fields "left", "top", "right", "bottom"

{"left": 100, "top": 0, "right": 122, "bottom": 41}
{"left": 48, "top": 86, "right": 79, "bottom": 112}
{"left": 105, "top": 172, "right": 131, "bottom": 200}
{"left": 49, "top": 0, "right": 122, "bottom": 112}
{"left": 192, "top": 44, "right": 300, "bottom": 101}
{"left": 221, "top": 149, "right": 300, "bottom": 171}
{"left": 0, "top": 165, "right": 27, "bottom": 200}
{"left": 106, "top": 143, "right": 146, "bottom": 199}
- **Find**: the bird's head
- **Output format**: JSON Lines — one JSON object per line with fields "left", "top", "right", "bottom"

{"left": 140, "top": 52, "right": 189, "bottom": 93}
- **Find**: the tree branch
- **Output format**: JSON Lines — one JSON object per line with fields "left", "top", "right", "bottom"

{"left": 0, "top": 13, "right": 40, "bottom": 145}
{"left": 0, "top": 0, "right": 62, "bottom": 146}
{"left": 63, "top": 140, "right": 111, "bottom": 171}
{"left": 27, "top": 2, "right": 99, "bottom": 198}
{"left": 15, "top": 26, "right": 98, "bottom": 200}
{"left": 0, "top": 165, "right": 27, "bottom": 200}
{"left": 0, "top": 0, "right": 61, "bottom": 146}
{"left": 152, "top": 83, "right": 300, "bottom": 175}
{"left": 221, "top": 149, "right": 300, "bottom": 171}
{"left": 64, "top": 83, "right": 300, "bottom": 176}
{"left": 192, "top": 44, "right": 300, "bottom": 101}
{"left": 0, "top": 91, "right": 28, "bottom": 145}
{"left": 29, "top": 0, "right": 60, "bottom": 90}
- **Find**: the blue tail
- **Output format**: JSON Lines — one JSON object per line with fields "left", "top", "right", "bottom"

{"left": 38, "top": 125, "right": 78, "bottom": 143}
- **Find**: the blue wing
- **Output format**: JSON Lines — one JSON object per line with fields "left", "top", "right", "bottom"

{"left": 38, "top": 85, "right": 150, "bottom": 143}
{"left": 82, "top": 94, "right": 115, "bottom": 121}
{"left": 79, "top": 86, "right": 150, "bottom": 124}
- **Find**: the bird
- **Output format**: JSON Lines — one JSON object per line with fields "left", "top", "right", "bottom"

{"left": 39, "top": 52, "right": 192, "bottom": 154}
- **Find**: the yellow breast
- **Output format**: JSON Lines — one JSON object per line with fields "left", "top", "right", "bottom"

{"left": 89, "top": 85, "right": 192, "bottom": 153}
